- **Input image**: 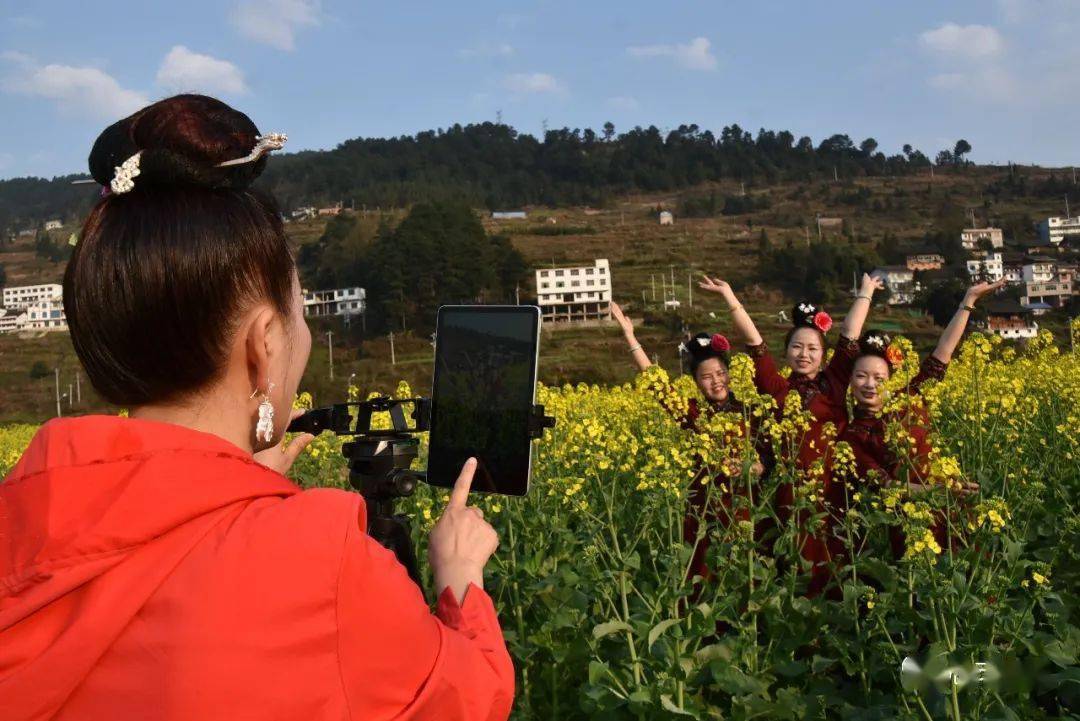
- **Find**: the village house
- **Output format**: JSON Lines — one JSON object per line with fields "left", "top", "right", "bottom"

{"left": 980, "top": 300, "right": 1038, "bottom": 340}
{"left": 302, "top": 287, "right": 365, "bottom": 317}
{"left": 1038, "top": 216, "right": 1080, "bottom": 246}
{"left": 44, "top": 219, "right": 63, "bottom": 231}
{"left": 535, "top": 258, "right": 612, "bottom": 323}
{"left": 966, "top": 252, "right": 1004, "bottom": 282}
{"left": 3, "top": 283, "right": 62, "bottom": 311}
{"left": 1023, "top": 257, "right": 1056, "bottom": 283}
{"left": 905, "top": 252, "right": 945, "bottom": 271}
{"left": 659, "top": 211, "right": 674, "bottom": 226}
{"left": 960, "top": 227, "right": 1004, "bottom": 250}
{"left": 1022, "top": 280, "right": 1072, "bottom": 309}
{"left": 492, "top": 211, "right": 527, "bottom": 220}
{"left": 871, "top": 266, "right": 919, "bottom": 305}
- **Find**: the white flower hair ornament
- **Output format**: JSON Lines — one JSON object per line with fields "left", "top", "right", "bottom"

{"left": 866, "top": 335, "right": 887, "bottom": 349}
{"left": 109, "top": 151, "right": 142, "bottom": 195}
{"left": 217, "top": 133, "right": 288, "bottom": 167}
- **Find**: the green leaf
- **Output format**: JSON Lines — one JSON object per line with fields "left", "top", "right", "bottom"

{"left": 592, "top": 620, "right": 633, "bottom": 640}
{"left": 811, "top": 655, "right": 837, "bottom": 673}
{"left": 588, "top": 660, "right": 610, "bottom": 685}
{"left": 660, "top": 694, "right": 696, "bottom": 717}
{"left": 648, "top": 618, "right": 680, "bottom": 649}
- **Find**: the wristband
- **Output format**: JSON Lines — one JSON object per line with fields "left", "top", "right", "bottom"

{"left": 857, "top": 294, "right": 872, "bottom": 301}
{"left": 960, "top": 303, "right": 975, "bottom": 312}
{"left": 729, "top": 304, "right": 743, "bottom": 313}
{"left": 628, "top": 344, "right": 643, "bottom": 354}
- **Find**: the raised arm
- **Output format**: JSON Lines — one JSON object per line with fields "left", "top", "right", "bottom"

{"left": 839, "top": 273, "right": 885, "bottom": 340}
{"left": 698, "top": 277, "right": 763, "bottom": 346}
{"left": 931, "top": 280, "right": 1005, "bottom": 364}
{"left": 610, "top": 301, "right": 651, "bottom": 372}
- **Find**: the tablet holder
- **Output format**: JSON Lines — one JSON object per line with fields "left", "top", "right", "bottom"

{"left": 288, "top": 397, "right": 555, "bottom": 593}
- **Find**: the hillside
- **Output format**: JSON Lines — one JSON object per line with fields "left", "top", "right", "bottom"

{"left": 2, "top": 164, "right": 1076, "bottom": 424}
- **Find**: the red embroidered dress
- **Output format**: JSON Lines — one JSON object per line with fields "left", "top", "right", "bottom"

{"left": 746, "top": 336, "right": 860, "bottom": 590}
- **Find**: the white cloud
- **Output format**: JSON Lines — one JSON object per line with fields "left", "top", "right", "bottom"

{"left": 459, "top": 43, "right": 515, "bottom": 59}
{"left": 627, "top": 37, "right": 717, "bottom": 71}
{"left": 607, "top": 95, "right": 639, "bottom": 111}
{"left": 503, "top": 72, "right": 563, "bottom": 94}
{"left": 156, "top": 46, "right": 247, "bottom": 95}
{"left": 919, "top": 23, "right": 1004, "bottom": 60}
{"left": 1, "top": 54, "right": 147, "bottom": 119}
{"left": 231, "top": 0, "right": 321, "bottom": 51}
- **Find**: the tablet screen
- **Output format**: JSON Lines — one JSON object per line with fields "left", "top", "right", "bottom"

{"left": 426, "top": 305, "right": 540, "bottom": 496}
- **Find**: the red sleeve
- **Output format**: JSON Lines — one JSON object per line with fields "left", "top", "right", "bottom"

{"left": 337, "top": 498, "right": 514, "bottom": 720}
{"left": 822, "top": 335, "right": 860, "bottom": 405}
{"left": 746, "top": 342, "right": 789, "bottom": 405}
{"left": 908, "top": 354, "right": 948, "bottom": 396}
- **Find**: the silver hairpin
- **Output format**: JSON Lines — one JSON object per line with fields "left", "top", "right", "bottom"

{"left": 217, "top": 133, "right": 288, "bottom": 167}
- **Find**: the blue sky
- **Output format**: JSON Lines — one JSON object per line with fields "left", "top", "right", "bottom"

{"left": 1, "top": 0, "right": 1077, "bottom": 179}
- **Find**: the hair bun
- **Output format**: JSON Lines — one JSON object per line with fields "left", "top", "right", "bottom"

{"left": 88, "top": 94, "right": 267, "bottom": 193}
{"left": 792, "top": 301, "right": 832, "bottom": 333}
{"left": 680, "top": 331, "right": 731, "bottom": 365}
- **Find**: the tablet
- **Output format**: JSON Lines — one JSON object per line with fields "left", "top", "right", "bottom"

{"left": 426, "top": 305, "right": 541, "bottom": 496}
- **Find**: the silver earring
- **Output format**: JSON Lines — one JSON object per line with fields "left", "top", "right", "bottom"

{"left": 250, "top": 381, "right": 276, "bottom": 443}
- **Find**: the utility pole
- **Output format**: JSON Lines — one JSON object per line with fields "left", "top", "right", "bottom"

{"left": 1066, "top": 195, "right": 1071, "bottom": 218}
{"left": 688, "top": 273, "right": 693, "bottom": 307}
{"left": 661, "top": 275, "right": 667, "bottom": 302}
{"left": 515, "top": 283, "right": 520, "bottom": 305}
{"left": 969, "top": 208, "right": 977, "bottom": 228}
{"left": 68, "top": 383, "right": 73, "bottom": 408}
{"left": 389, "top": 332, "right": 396, "bottom": 365}
{"left": 651, "top": 274, "right": 656, "bottom": 301}
{"left": 326, "top": 331, "right": 334, "bottom": 380}
{"left": 805, "top": 225, "right": 810, "bottom": 247}
{"left": 669, "top": 265, "right": 675, "bottom": 296}
{"left": 641, "top": 289, "right": 646, "bottom": 305}
{"left": 54, "top": 368, "right": 61, "bottom": 418}
{"left": 75, "top": 372, "right": 81, "bottom": 404}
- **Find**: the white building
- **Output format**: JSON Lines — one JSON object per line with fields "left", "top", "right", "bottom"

{"left": 966, "top": 252, "right": 1004, "bottom": 282}
{"left": 981, "top": 301, "right": 1038, "bottom": 339}
{"left": 44, "top": 219, "right": 62, "bottom": 231}
{"left": 0, "top": 308, "right": 23, "bottom": 333}
{"left": 535, "top": 258, "right": 612, "bottom": 322}
{"left": 659, "top": 211, "right": 674, "bottom": 226}
{"left": 3, "top": 283, "right": 62, "bottom": 311}
{"left": 303, "top": 287, "right": 365, "bottom": 317}
{"left": 492, "top": 211, "right": 527, "bottom": 220}
{"left": 1037, "top": 216, "right": 1080, "bottom": 246}
{"left": 1023, "top": 258, "right": 1056, "bottom": 283}
{"left": 1003, "top": 264, "right": 1024, "bottom": 283}
{"left": 960, "top": 227, "right": 1004, "bottom": 250}
{"left": 871, "top": 266, "right": 919, "bottom": 305}
{"left": 20, "top": 296, "right": 67, "bottom": 331}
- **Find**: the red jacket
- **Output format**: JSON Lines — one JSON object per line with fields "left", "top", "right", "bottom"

{"left": 0, "top": 416, "right": 514, "bottom": 721}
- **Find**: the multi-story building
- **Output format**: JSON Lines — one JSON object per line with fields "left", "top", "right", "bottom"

{"left": 3, "top": 283, "right": 62, "bottom": 310}
{"left": 44, "top": 219, "right": 62, "bottom": 231}
{"left": 19, "top": 296, "right": 67, "bottom": 331}
{"left": 0, "top": 308, "right": 22, "bottom": 333}
{"left": 980, "top": 301, "right": 1038, "bottom": 339}
{"left": 871, "top": 266, "right": 919, "bottom": 305}
{"left": 1037, "top": 216, "right": 1080, "bottom": 246}
{"left": 302, "top": 287, "right": 366, "bottom": 317}
{"left": 1023, "top": 258, "right": 1056, "bottom": 283}
{"left": 535, "top": 258, "right": 612, "bottom": 322}
{"left": 960, "top": 227, "right": 1004, "bottom": 250}
{"left": 1022, "top": 280, "right": 1073, "bottom": 309}
{"left": 966, "top": 252, "right": 1004, "bottom": 282}
{"left": 905, "top": 252, "right": 945, "bottom": 271}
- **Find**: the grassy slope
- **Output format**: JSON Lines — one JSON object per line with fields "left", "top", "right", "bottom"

{"left": 1, "top": 168, "right": 1074, "bottom": 423}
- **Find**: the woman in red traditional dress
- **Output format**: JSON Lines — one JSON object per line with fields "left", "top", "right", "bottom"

{"left": 609, "top": 302, "right": 764, "bottom": 588}
{"left": 697, "top": 275, "right": 884, "bottom": 593}
{"left": 837, "top": 281, "right": 1000, "bottom": 557}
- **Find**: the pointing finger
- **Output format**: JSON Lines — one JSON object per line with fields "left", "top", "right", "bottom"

{"left": 449, "top": 457, "right": 478, "bottom": 509}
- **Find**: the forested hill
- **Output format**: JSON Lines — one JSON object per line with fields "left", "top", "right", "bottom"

{"left": 1, "top": 122, "right": 968, "bottom": 233}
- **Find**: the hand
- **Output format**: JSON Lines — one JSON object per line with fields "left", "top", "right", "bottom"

{"left": 428, "top": 458, "right": 500, "bottom": 604}
{"left": 860, "top": 273, "right": 885, "bottom": 295}
{"left": 253, "top": 408, "right": 315, "bottom": 475}
{"left": 699, "top": 276, "right": 736, "bottom": 304}
{"left": 964, "top": 279, "right": 1006, "bottom": 305}
{"left": 610, "top": 301, "right": 636, "bottom": 339}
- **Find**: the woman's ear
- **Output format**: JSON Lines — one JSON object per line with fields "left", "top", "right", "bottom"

{"left": 244, "top": 306, "right": 278, "bottom": 392}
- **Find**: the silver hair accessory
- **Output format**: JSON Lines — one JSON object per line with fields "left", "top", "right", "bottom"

{"left": 110, "top": 151, "right": 143, "bottom": 194}
{"left": 251, "top": 381, "right": 276, "bottom": 443}
{"left": 218, "top": 133, "right": 288, "bottom": 167}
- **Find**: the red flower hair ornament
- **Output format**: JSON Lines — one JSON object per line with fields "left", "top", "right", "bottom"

{"left": 710, "top": 334, "right": 731, "bottom": 352}
{"left": 813, "top": 311, "right": 833, "bottom": 333}
{"left": 885, "top": 344, "right": 904, "bottom": 368}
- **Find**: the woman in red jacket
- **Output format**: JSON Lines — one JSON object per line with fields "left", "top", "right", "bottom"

{"left": 0, "top": 95, "right": 513, "bottom": 721}
{"left": 609, "top": 302, "right": 764, "bottom": 587}
{"left": 697, "top": 275, "right": 883, "bottom": 593}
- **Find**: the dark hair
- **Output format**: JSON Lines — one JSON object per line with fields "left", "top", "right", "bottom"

{"left": 681, "top": 332, "right": 731, "bottom": 375}
{"left": 64, "top": 94, "right": 295, "bottom": 406}
{"left": 855, "top": 329, "right": 896, "bottom": 374}
{"left": 784, "top": 301, "right": 829, "bottom": 350}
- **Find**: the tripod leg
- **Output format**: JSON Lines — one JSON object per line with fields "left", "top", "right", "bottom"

{"left": 367, "top": 514, "right": 423, "bottom": 594}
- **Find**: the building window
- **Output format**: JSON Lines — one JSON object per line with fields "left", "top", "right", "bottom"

{"left": 585, "top": 268, "right": 594, "bottom": 275}
{"left": 556, "top": 282, "right": 564, "bottom": 288}
{"left": 571, "top": 269, "right": 579, "bottom": 276}
{"left": 555, "top": 270, "right": 564, "bottom": 277}
{"left": 572, "top": 281, "right": 580, "bottom": 287}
